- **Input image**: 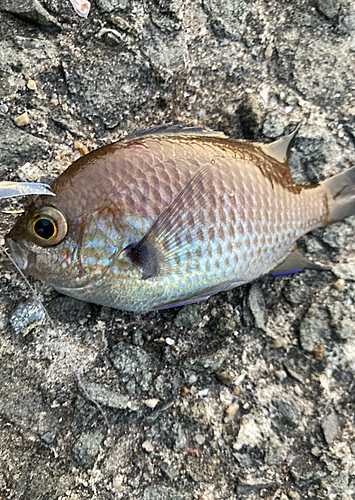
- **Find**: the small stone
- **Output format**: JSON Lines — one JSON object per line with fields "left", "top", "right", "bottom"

{"left": 262, "top": 112, "right": 285, "bottom": 138}
{"left": 80, "top": 381, "right": 139, "bottom": 411}
{"left": 14, "top": 112, "right": 30, "bottom": 127}
{"left": 299, "top": 308, "right": 330, "bottom": 352}
{"left": 189, "top": 375, "right": 197, "bottom": 384}
{"left": 50, "top": 98, "right": 59, "bottom": 106}
{"left": 160, "top": 462, "right": 179, "bottom": 480}
{"left": 0, "top": 103, "right": 8, "bottom": 113}
{"left": 174, "top": 306, "right": 202, "bottom": 329}
{"left": 144, "top": 398, "right": 159, "bottom": 409}
{"left": 10, "top": 299, "right": 46, "bottom": 335}
{"left": 275, "top": 369, "right": 287, "bottom": 381}
{"left": 336, "top": 318, "right": 354, "bottom": 340}
{"left": 288, "top": 491, "right": 301, "bottom": 500}
{"left": 197, "top": 388, "right": 209, "bottom": 397}
{"left": 165, "top": 337, "right": 174, "bottom": 345}
{"left": 248, "top": 283, "right": 266, "bottom": 331}
{"left": 315, "top": 0, "right": 340, "bottom": 19}
{"left": 313, "top": 344, "right": 324, "bottom": 361}
{"left": 180, "top": 387, "right": 189, "bottom": 397}
{"left": 321, "top": 411, "right": 338, "bottom": 445}
{"left": 142, "top": 440, "right": 154, "bottom": 452}
{"left": 27, "top": 79, "right": 37, "bottom": 90}
{"left": 194, "top": 433, "right": 205, "bottom": 445}
{"left": 74, "top": 141, "right": 89, "bottom": 156}
{"left": 225, "top": 402, "right": 239, "bottom": 421}
{"left": 216, "top": 369, "right": 237, "bottom": 386}
{"left": 73, "top": 430, "right": 104, "bottom": 464}
{"left": 333, "top": 279, "right": 345, "bottom": 291}
{"left": 96, "top": 0, "right": 128, "bottom": 12}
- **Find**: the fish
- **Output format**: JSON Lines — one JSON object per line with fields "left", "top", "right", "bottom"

{"left": 5, "top": 124, "right": 355, "bottom": 312}
{"left": 0, "top": 181, "right": 55, "bottom": 199}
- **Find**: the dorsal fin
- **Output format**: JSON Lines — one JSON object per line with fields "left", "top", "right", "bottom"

{"left": 260, "top": 125, "right": 300, "bottom": 164}
{"left": 121, "top": 124, "right": 227, "bottom": 143}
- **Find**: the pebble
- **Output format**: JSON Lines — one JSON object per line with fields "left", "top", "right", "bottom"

{"left": 27, "top": 79, "right": 37, "bottom": 91}
{"left": 179, "top": 387, "right": 189, "bottom": 397}
{"left": 216, "top": 369, "right": 236, "bottom": 386}
{"left": 142, "top": 440, "right": 154, "bottom": 452}
{"left": 14, "top": 112, "right": 30, "bottom": 127}
{"left": 197, "top": 388, "right": 209, "bottom": 397}
{"left": 333, "top": 279, "right": 345, "bottom": 292}
{"left": 225, "top": 402, "right": 239, "bottom": 421}
{"left": 275, "top": 369, "right": 287, "bottom": 381}
{"left": 144, "top": 398, "right": 159, "bottom": 409}
{"left": 0, "top": 103, "right": 8, "bottom": 113}
{"left": 288, "top": 491, "right": 301, "bottom": 500}
{"left": 315, "top": 0, "right": 340, "bottom": 19}
{"left": 74, "top": 141, "right": 89, "bottom": 156}
{"left": 73, "top": 430, "right": 104, "bottom": 464}
{"left": 189, "top": 375, "right": 197, "bottom": 384}
{"left": 321, "top": 411, "right": 339, "bottom": 445}
{"left": 10, "top": 299, "right": 46, "bottom": 335}
{"left": 248, "top": 284, "right": 266, "bottom": 331}
{"left": 194, "top": 433, "right": 205, "bottom": 445}
{"left": 165, "top": 337, "right": 174, "bottom": 346}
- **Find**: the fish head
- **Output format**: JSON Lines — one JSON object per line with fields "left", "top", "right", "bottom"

{"left": 5, "top": 191, "right": 135, "bottom": 292}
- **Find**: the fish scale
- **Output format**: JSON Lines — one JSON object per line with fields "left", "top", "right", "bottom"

{"left": 6, "top": 125, "right": 355, "bottom": 311}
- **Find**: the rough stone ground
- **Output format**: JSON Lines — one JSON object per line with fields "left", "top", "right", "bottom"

{"left": 0, "top": 0, "right": 355, "bottom": 499}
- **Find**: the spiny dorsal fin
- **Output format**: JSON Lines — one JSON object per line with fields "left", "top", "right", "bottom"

{"left": 260, "top": 125, "right": 300, "bottom": 164}
{"left": 122, "top": 124, "right": 227, "bottom": 143}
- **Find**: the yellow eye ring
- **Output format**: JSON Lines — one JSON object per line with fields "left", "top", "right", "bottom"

{"left": 29, "top": 207, "right": 67, "bottom": 246}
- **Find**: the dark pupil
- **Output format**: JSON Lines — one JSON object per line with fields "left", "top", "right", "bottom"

{"left": 34, "top": 218, "right": 55, "bottom": 239}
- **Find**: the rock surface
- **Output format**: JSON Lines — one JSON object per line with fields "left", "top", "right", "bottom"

{"left": 1, "top": 1, "right": 355, "bottom": 499}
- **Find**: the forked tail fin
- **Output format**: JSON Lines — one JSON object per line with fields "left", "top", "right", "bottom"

{"left": 322, "top": 166, "right": 355, "bottom": 224}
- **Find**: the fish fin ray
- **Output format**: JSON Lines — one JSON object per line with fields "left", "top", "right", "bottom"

{"left": 260, "top": 125, "right": 300, "bottom": 164}
{"left": 122, "top": 124, "right": 227, "bottom": 143}
{"left": 123, "top": 165, "right": 221, "bottom": 278}
{"left": 265, "top": 246, "right": 327, "bottom": 277}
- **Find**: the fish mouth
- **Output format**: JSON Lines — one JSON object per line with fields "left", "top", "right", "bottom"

{"left": 5, "top": 238, "right": 29, "bottom": 271}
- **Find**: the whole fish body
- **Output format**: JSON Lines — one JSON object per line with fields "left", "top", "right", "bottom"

{"left": 6, "top": 125, "right": 355, "bottom": 311}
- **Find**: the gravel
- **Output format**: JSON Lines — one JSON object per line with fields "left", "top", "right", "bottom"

{"left": 1, "top": 0, "right": 355, "bottom": 498}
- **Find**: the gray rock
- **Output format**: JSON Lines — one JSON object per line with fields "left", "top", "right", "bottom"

{"left": 141, "top": 23, "right": 185, "bottom": 74}
{"left": 248, "top": 283, "right": 266, "bottom": 331}
{"left": 321, "top": 411, "right": 338, "bottom": 445}
{"left": 185, "top": 455, "right": 225, "bottom": 485}
{"left": 322, "top": 223, "right": 354, "bottom": 250}
{"left": 184, "top": 348, "right": 228, "bottom": 372}
{"left": 62, "top": 48, "right": 151, "bottom": 129}
{"left": 336, "top": 317, "right": 354, "bottom": 340}
{"left": 160, "top": 462, "right": 179, "bottom": 480}
{"left": 0, "top": 119, "right": 49, "bottom": 174}
{"left": 290, "top": 457, "right": 327, "bottom": 487}
{"left": 174, "top": 306, "right": 202, "bottom": 329}
{"left": 80, "top": 381, "right": 139, "bottom": 411}
{"left": 45, "top": 295, "right": 93, "bottom": 324}
{"left": 332, "top": 261, "right": 355, "bottom": 280}
{"left": 110, "top": 342, "right": 153, "bottom": 390}
{"left": 0, "top": 36, "right": 59, "bottom": 98}
{"left": 96, "top": 0, "right": 128, "bottom": 12}
{"left": 203, "top": 0, "right": 251, "bottom": 40}
{"left": 315, "top": 0, "right": 340, "bottom": 19}
{"left": 272, "top": 399, "right": 301, "bottom": 428}
{"left": 10, "top": 298, "right": 46, "bottom": 335}
{"left": 0, "top": 0, "right": 60, "bottom": 27}
{"left": 264, "top": 444, "right": 283, "bottom": 465}
{"left": 236, "top": 478, "right": 275, "bottom": 495}
{"left": 299, "top": 307, "right": 330, "bottom": 352}
{"left": 143, "top": 486, "right": 192, "bottom": 500}
{"left": 0, "top": 374, "right": 58, "bottom": 443}
{"left": 330, "top": 471, "right": 349, "bottom": 495}
{"left": 73, "top": 430, "right": 105, "bottom": 465}
{"left": 262, "top": 112, "right": 285, "bottom": 138}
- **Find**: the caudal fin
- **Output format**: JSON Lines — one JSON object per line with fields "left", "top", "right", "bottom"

{"left": 322, "top": 166, "right": 355, "bottom": 223}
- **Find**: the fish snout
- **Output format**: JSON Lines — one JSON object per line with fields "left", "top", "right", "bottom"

{"left": 5, "top": 237, "right": 29, "bottom": 271}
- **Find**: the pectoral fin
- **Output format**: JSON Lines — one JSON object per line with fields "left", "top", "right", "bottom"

{"left": 122, "top": 165, "right": 218, "bottom": 279}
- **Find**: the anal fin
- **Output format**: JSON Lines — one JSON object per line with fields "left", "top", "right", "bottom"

{"left": 266, "top": 247, "right": 328, "bottom": 278}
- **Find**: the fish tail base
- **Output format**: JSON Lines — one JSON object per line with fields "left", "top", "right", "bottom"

{"left": 322, "top": 166, "right": 355, "bottom": 223}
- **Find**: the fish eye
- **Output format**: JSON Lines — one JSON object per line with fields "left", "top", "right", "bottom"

{"left": 29, "top": 207, "right": 67, "bottom": 246}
